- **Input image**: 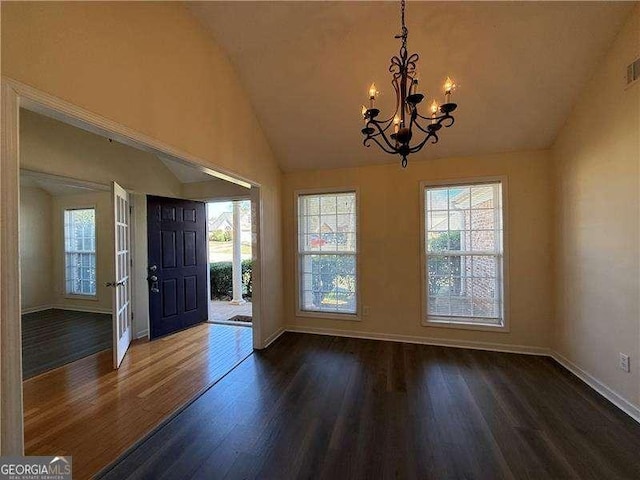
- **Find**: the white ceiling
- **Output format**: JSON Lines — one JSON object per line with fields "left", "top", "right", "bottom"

{"left": 20, "top": 172, "right": 105, "bottom": 197}
{"left": 190, "top": 1, "right": 633, "bottom": 171}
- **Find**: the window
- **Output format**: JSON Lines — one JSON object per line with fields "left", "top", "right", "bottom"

{"left": 423, "top": 180, "right": 505, "bottom": 328}
{"left": 64, "top": 208, "right": 97, "bottom": 296}
{"left": 297, "top": 191, "right": 357, "bottom": 316}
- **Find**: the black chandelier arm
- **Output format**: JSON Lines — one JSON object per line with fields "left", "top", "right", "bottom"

{"left": 366, "top": 118, "right": 395, "bottom": 138}
{"left": 412, "top": 118, "right": 436, "bottom": 136}
{"left": 440, "top": 115, "right": 455, "bottom": 127}
{"left": 407, "top": 108, "right": 421, "bottom": 137}
{"left": 363, "top": 135, "right": 398, "bottom": 155}
{"left": 408, "top": 109, "right": 416, "bottom": 130}
{"left": 415, "top": 111, "right": 451, "bottom": 123}
{"left": 368, "top": 120, "right": 401, "bottom": 152}
{"left": 408, "top": 132, "right": 439, "bottom": 153}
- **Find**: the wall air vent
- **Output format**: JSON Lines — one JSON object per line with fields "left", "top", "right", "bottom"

{"left": 627, "top": 57, "right": 640, "bottom": 86}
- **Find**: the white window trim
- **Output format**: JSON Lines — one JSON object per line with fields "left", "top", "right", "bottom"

{"left": 294, "top": 187, "right": 361, "bottom": 321}
{"left": 420, "top": 176, "right": 510, "bottom": 333}
{"left": 63, "top": 205, "right": 99, "bottom": 301}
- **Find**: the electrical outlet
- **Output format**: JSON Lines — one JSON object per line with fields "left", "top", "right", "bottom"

{"left": 619, "top": 353, "right": 630, "bottom": 373}
{"left": 363, "top": 306, "right": 371, "bottom": 316}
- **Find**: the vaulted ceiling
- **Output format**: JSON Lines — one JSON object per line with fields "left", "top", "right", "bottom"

{"left": 190, "top": 1, "right": 633, "bottom": 172}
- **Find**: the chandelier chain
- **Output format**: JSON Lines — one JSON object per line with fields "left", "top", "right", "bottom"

{"left": 400, "top": 0, "right": 408, "bottom": 44}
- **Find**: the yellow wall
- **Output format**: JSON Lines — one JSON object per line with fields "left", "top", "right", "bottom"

{"left": 2, "top": 1, "right": 283, "bottom": 343}
{"left": 552, "top": 7, "right": 640, "bottom": 408}
{"left": 19, "top": 187, "right": 53, "bottom": 311}
{"left": 51, "top": 191, "right": 114, "bottom": 313}
{"left": 283, "top": 150, "right": 554, "bottom": 350}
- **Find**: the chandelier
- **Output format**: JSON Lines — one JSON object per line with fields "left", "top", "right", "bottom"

{"left": 361, "top": 0, "right": 457, "bottom": 168}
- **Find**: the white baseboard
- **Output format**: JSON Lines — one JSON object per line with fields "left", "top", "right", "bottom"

{"left": 262, "top": 327, "right": 286, "bottom": 349}
{"left": 283, "top": 325, "right": 550, "bottom": 356}
{"left": 135, "top": 329, "right": 149, "bottom": 340}
{"left": 551, "top": 351, "right": 640, "bottom": 424}
{"left": 50, "top": 304, "right": 112, "bottom": 315}
{"left": 21, "top": 304, "right": 54, "bottom": 314}
{"left": 22, "top": 304, "right": 111, "bottom": 315}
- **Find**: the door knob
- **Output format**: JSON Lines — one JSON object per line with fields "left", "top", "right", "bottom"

{"left": 147, "top": 273, "right": 160, "bottom": 293}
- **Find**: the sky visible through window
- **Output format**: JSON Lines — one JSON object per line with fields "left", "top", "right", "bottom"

{"left": 207, "top": 201, "right": 232, "bottom": 221}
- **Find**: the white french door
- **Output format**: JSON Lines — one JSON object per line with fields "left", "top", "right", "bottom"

{"left": 111, "top": 181, "right": 132, "bottom": 368}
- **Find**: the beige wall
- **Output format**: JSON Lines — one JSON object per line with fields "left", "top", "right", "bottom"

{"left": 20, "top": 109, "right": 183, "bottom": 198}
{"left": 552, "top": 7, "right": 639, "bottom": 409}
{"left": 181, "top": 179, "right": 250, "bottom": 202}
{"left": 3, "top": 2, "right": 283, "bottom": 344}
{"left": 283, "top": 150, "right": 554, "bottom": 350}
{"left": 22, "top": 108, "right": 253, "bottom": 202}
{"left": 51, "top": 191, "right": 114, "bottom": 313}
{"left": 130, "top": 193, "right": 150, "bottom": 339}
{"left": 19, "top": 186, "right": 53, "bottom": 311}
{"left": 20, "top": 185, "right": 113, "bottom": 314}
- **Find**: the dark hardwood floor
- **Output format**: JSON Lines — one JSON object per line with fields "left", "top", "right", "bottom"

{"left": 22, "top": 308, "right": 111, "bottom": 378}
{"left": 100, "top": 333, "right": 640, "bottom": 480}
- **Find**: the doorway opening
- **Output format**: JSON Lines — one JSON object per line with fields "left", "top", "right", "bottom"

{"left": 10, "top": 103, "right": 262, "bottom": 474}
{"left": 207, "top": 200, "right": 253, "bottom": 325}
{"left": 19, "top": 171, "right": 112, "bottom": 378}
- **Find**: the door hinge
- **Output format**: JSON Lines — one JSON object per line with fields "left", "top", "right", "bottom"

{"left": 129, "top": 205, "right": 134, "bottom": 215}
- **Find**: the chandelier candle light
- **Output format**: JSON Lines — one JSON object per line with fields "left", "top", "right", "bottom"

{"left": 360, "top": 0, "right": 458, "bottom": 168}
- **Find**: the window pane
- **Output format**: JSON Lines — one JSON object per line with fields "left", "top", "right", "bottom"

{"left": 305, "top": 197, "right": 320, "bottom": 215}
{"left": 298, "top": 191, "right": 357, "bottom": 315}
{"left": 471, "top": 230, "right": 495, "bottom": 252}
{"left": 320, "top": 196, "right": 337, "bottom": 214}
{"left": 428, "top": 211, "right": 448, "bottom": 231}
{"left": 300, "top": 254, "right": 357, "bottom": 314}
{"left": 448, "top": 231, "right": 463, "bottom": 251}
{"left": 471, "top": 209, "right": 494, "bottom": 230}
{"left": 299, "top": 192, "right": 356, "bottom": 254}
{"left": 336, "top": 194, "right": 356, "bottom": 214}
{"left": 427, "top": 188, "right": 448, "bottom": 210}
{"left": 427, "top": 232, "right": 450, "bottom": 252}
{"left": 449, "top": 210, "right": 469, "bottom": 231}
{"left": 64, "top": 208, "right": 96, "bottom": 296}
{"left": 471, "top": 185, "right": 495, "bottom": 208}
{"left": 425, "top": 182, "right": 503, "bottom": 325}
{"left": 449, "top": 186, "right": 470, "bottom": 210}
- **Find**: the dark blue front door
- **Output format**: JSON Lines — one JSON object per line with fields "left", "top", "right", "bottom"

{"left": 147, "top": 196, "right": 208, "bottom": 339}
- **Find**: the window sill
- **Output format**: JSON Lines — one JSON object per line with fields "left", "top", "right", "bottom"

{"left": 423, "top": 317, "right": 508, "bottom": 333}
{"left": 296, "top": 310, "right": 361, "bottom": 322}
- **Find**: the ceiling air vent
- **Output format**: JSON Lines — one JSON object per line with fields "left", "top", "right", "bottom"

{"left": 627, "top": 57, "right": 640, "bottom": 85}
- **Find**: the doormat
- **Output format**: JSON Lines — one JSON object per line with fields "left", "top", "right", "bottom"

{"left": 227, "top": 315, "right": 252, "bottom": 323}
